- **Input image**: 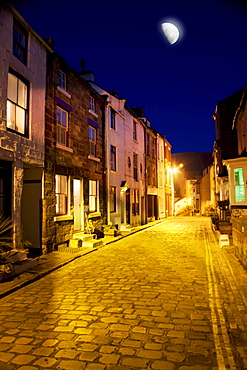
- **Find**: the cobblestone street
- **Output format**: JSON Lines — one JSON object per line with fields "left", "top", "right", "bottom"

{"left": 1, "top": 217, "right": 247, "bottom": 370}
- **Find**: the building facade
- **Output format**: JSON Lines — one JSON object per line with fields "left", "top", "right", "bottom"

{"left": 0, "top": 5, "right": 50, "bottom": 249}
{"left": 42, "top": 48, "right": 106, "bottom": 254}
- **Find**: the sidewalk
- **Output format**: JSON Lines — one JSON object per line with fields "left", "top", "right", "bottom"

{"left": 0, "top": 220, "right": 164, "bottom": 299}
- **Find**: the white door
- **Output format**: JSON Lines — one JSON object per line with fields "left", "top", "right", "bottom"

{"left": 73, "top": 179, "right": 83, "bottom": 231}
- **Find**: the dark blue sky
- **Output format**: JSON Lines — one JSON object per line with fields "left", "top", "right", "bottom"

{"left": 11, "top": 0, "right": 247, "bottom": 153}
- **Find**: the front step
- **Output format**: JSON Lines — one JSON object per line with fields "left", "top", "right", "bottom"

{"left": 58, "top": 233, "right": 103, "bottom": 253}
{"left": 72, "top": 233, "right": 103, "bottom": 247}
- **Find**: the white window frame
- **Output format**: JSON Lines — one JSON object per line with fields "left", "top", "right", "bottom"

{"left": 56, "top": 106, "right": 69, "bottom": 147}
{"left": 89, "top": 180, "right": 99, "bottom": 213}
{"left": 55, "top": 174, "right": 69, "bottom": 215}
{"left": 88, "top": 125, "right": 96, "bottom": 157}
{"left": 58, "top": 70, "right": 66, "bottom": 90}
{"left": 7, "top": 70, "right": 28, "bottom": 135}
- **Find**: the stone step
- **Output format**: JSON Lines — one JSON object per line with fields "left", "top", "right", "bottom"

{"left": 83, "top": 239, "right": 103, "bottom": 248}
{"left": 73, "top": 233, "right": 95, "bottom": 242}
{"left": 58, "top": 245, "right": 85, "bottom": 253}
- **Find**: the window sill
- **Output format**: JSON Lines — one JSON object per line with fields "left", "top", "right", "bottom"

{"left": 55, "top": 143, "right": 73, "bottom": 153}
{"left": 57, "top": 86, "right": 71, "bottom": 98}
{"left": 54, "top": 215, "right": 73, "bottom": 222}
{"left": 88, "top": 212, "right": 101, "bottom": 218}
{"left": 110, "top": 170, "right": 119, "bottom": 175}
{"left": 89, "top": 109, "right": 98, "bottom": 118}
{"left": 88, "top": 155, "right": 100, "bottom": 162}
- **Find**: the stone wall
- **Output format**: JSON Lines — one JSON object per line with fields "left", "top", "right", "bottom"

{"left": 232, "top": 216, "right": 247, "bottom": 269}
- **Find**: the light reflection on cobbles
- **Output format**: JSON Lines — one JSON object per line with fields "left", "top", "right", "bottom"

{"left": 0, "top": 217, "right": 234, "bottom": 369}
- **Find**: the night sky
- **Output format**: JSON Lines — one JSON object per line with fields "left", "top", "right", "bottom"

{"left": 9, "top": 0, "right": 247, "bottom": 154}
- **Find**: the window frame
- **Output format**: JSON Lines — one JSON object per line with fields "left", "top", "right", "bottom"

{"left": 7, "top": 68, "right": 29, "bottom": 136}
{"left": 110, "top": 108, "right": 116, "bottom": 130}
{"left": 89, "top": 179, "right": 98, "bottom": 212}
{"left": 110, "top": 145, "right": 117, "bottom": 171}
{"left": 132, "top": 189, "right": 139, "bottom": 215}
{"left": 133, "top": 121, "right": 137, "bottom": 141}
{"left": 88, "top": 125, "right": 97, "bottom": 157}
{"left": 90, "top": 96, "right": 95, "bottom": 112}
{"left": 56, "top": 106, "right": 69, "bottom": 147}
{"left": 58, "top": 70, "right": 66, "bottom": 90}
{"left": 133, "top": 153, "right": 138, "bottom": 181}
{"left": 109, "top": 186, "right": 117, "bottom": 213}
{"left": 234, "top": 168, "right": 245, "bottom": 203}
{"left": 13, "top": 18, "right": 28, "bottom": 65}
{"left": 55, "top": 174, "right": 69, "bottom": 215}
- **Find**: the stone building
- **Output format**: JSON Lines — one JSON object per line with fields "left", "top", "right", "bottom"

{"left": 0, "top": 4, "right": 51, "bottom": 249}
{"left": 81, "top": 70, "right": 147, "bottom": 229}
{"left": 42, "top": 46, "right": 106, "bottom": 254}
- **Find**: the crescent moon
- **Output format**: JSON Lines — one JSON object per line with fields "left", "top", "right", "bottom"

{"left": 161, "top": 22, "right": 179, "bottom": 44}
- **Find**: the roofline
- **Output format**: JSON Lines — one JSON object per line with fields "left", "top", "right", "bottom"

{"left": 6, "top": 3, "right": 54, "bottom": 53}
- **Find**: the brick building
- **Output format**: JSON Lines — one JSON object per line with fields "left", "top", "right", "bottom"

{"left": 41, "top": 45, "right": 107, "bottom": 254}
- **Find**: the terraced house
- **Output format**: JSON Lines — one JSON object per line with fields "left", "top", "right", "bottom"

{"left": 0, "top": 4, "right": 51, "bottom": 249}
{"left": 0, "top": 4, "right": 174, "bottom": 256}
{"left": 42, "top": 43, "right": 107, "bottom": 254}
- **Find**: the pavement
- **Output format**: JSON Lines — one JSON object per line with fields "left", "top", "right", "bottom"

{"left": 0, "top": 220, "right": 164, "bottom": 299}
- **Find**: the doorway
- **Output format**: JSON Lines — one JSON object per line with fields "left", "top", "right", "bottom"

{"left": 73, "top": 179, "right": 83, "bottom": 231}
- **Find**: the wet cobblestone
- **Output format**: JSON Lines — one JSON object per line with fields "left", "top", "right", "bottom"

{"left": 0, "top": 217, "right": 247, "bottom": 368}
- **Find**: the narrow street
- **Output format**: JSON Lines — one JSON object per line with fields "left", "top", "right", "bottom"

{"left": 1, "top": 217, "right": 247, "bottom": 370}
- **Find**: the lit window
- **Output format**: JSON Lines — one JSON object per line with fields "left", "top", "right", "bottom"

{"left": 56, "top": 106, "right": 68, "bottom": 146}
{"left": 110, "top": 186, "right": 116, "bottom": 213}
{"left": 110, "top": 108, "right": 116, "bottom": 130}
{"left": 13, "top": 19, "right": 28, "bottom": 65}
{"left": 88, "top": 126, "right": 96, "bottom": 156}
{"left": 133, "top": 153, "right": 138, "bottom": 181}
{"left": 133, "top": 121, "right": 137, "bottom": 140}
{"left": 55, "top": 174, "right": 68, "bottom": 215}
{"left": 234, "top": 168, "right": 245, "bottom": 202}
{"left": 90, "top": 96, "right": 95, "bottom": 112}
{"left": 110, "top": 145, "right": 116, "bottom": 171}
{"left": 89, "top": 180, "right": 97, "bottom": 212}
{"left": 7, "top": 70, "right": 28, "bottom": 135}
{"left": 132, "top": 189, "right": 139, "bottom": 215}
{"left": 58, "top": 70, "right": 66, "bottom": 90}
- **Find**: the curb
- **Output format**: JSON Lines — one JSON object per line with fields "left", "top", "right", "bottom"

{"left": 0, "top": 220, "right": 165, "bottom": 299}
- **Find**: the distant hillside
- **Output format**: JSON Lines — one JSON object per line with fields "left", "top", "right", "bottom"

{"left": 172, "top": 152, "right": 213, "bottom": 179}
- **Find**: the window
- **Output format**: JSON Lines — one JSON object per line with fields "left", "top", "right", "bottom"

{"left": 234, "top": 168, "right": 245, "bottom": 202}
{"left": 133, "top": 121, "right": 137, "bottom": 140}
{"left": 132, "top": 189, "right": 139, "bottom": 215}
{"left": 133, "top": 153, "right": 138, "bottom": 181}
{"left": 55, "top": 174, "right": 68, "bottom": 215}
{"left": 110, "top": 108, "right": 116, "bottom": 130}
{"left": 58, "top": 70, "right": 66, "bottom": 90}
{"left": 110, "top": 186, "right": 116, "bottom": 213}
{"left": 13, "top": 19, "right": 28, "bottom": 65}
{"left": 7, "top": 70, "right": 28, "bottom": 135}
{"left": 88, "top": 126, "right": 96, "bottom": 156}
{"left": 110, "top": 145, "right": 116, "bottom": 171}
{"left": 89, "top": 180, "right": 97, "bottom": 212}
{"left": 128, "top": 157, "right": 131, "bottom": 168}
{"left": 90, "top": 96, "right": 95, "bottom": 112}
{"left": 56, "top": 106, "right": 68, "bottom": 146}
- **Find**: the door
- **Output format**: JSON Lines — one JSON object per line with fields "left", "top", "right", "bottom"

{"left": 73, "top": 179, "right": 83, "bottom": 231}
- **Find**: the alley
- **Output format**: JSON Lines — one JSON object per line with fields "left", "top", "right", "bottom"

{"left": 0, "top": 217, "right": 247, "bottom": 370}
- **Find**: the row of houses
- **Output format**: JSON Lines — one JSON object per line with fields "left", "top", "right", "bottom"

{"left": 0, "top": 4, "right": 174, "bottom": 255}
{"left": 172, "top": 84, "right": 247, "bottom": 269}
